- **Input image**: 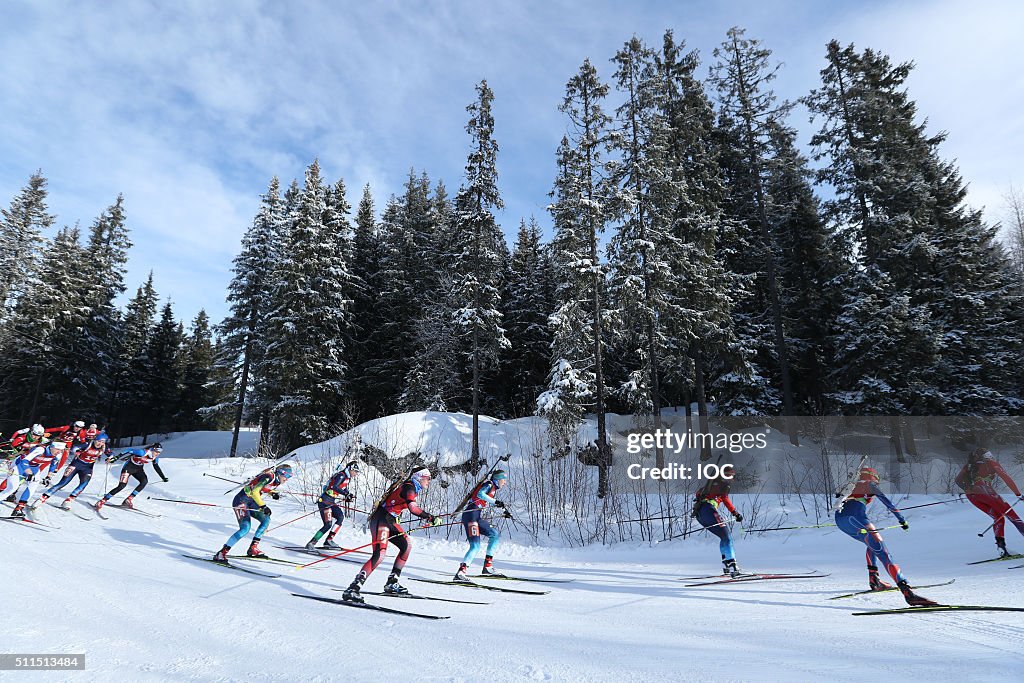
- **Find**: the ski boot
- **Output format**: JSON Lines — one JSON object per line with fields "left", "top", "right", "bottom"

{"left": 304, "top": 540, "right": 317, "bottom": 551}
{"left": 482, "top": 556, "right": 500, "bottom": 576}
{"left": 898, "top": 580, "right": 938, "bottom": 607}
{"left": 322, "top": 537, "right": 342, "bottom": 550}
{"left": 996, "top": 536, "right": 1011, "bottom": 558}
{"left": 5, "top": 493, "right": 16, "bottom": 503}
{"left": 343, "top": 574, "right": 366, "bottom": 603}
{"left": 383, "top": 572, "right": 409, "bottom": 595}
{"left": 37, "top": 493, "right": 50, "bottom": 507}
{"left": 213, "top": 546, "right": 230, "bottom": 563}
{"left": 868, "top": 565, "right": 893, "bottom": 591}
{"left": 94, "top": 498, "right": 107, "bottom": 511}
{"left": 10, "top": 502, "right": 26, "bottom": 518}
{"left": 61, "top": 495, "right": 76, "bottom": 510}
{"left": 454, "top": 563, "right": 469, "bottom": 582}
{"left": 122, "top": 496, "right": 135, "bottom": 509}
{"left": 247, "top": 539, "right": 267, "bottom": 558}
{"left": 723, "top": 558, "right": 742, "bottom": 578}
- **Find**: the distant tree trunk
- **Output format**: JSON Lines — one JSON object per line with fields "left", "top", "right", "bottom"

{"left": 691, "top": 344, "right": 711, "bottom": 461}
{"left": 230, "top": 338, "right": 253, "bottom": 458}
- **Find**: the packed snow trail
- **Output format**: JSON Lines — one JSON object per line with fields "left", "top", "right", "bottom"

{"left": 5, "top": 455, "right": 1024, "bottom": 682}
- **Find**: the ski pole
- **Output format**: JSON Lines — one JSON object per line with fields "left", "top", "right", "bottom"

{"left": 900, "top": 498, "right": 962, "bottom": 511}
{"left": 296, "top": 520, "right": 464, "bottom": 569}
{"left": 978, "top": 496, "right": 1024, "bottom": 537}
{"left": 667, "top": 521, "right": 729, "bottom": 540}
{"left": 743, "top": 523, "right": 837, "bottom": 533}
{"left": 147, "top": 496, "right": 237, "bottom": 509}
{"left": 859, "top": 525, "right": 904, "bottom": 534}
{"left": 267, "top": 509, "right": 320, "bottom": 533}
{"left": 615, "top": 515, "right": 681, "bottom": 525}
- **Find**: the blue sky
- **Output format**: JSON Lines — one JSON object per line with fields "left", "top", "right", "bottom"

{"left": 1, "top": 0, "right": 1021, "bottom": 324}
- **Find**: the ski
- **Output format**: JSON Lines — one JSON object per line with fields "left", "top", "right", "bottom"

{"left": 227, "top": 554, "right": 301, "bottom": 567}
{"left": 109, "top": 504, "right": 161, "bottom": 518}
{"left": 678, "top": 570, "right": 823, "bottom": 582}
{"left": 292, "top": 592, "right": 449, "bottom": 620}
{"left": 341, "top": 590, "right": 489, "bottom": 605}
{"left": 829, "top": 579, "right": 955, "bottom": 600}
{"left": 48, "top": 501, "right": 93, "bottom": 521}
{"left": 411, "top": 578, "right": 548, "bottom": 595}
{"left": 472, "top": 573, "right": 573, "bottom": 584}
{"left": 1009, "top": 564, "right": 1024, "bottom": 570}
{"left": 0, "top": 516, "right": 51, "bottom": 531}
{"left": 967, "top": 553, "right": 1024, "bottom": 565}
{"left": 181, "top": 554, "right": 281, "bottom": 578}
{"left": 685, "top": 572, "right": 831, "bottom": 587}
{"left": 853, "top": 604, "right": 1024, "bottom": 616}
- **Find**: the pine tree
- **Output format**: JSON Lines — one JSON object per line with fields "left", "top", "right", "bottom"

{"left": 451, "top": 80, "right": 510, "bottom": 460}
{"left": 177, "top": 309, "right": 217, "bottom": 430}
{"left": 139, "top": 301, "right": 183, "bottom": 435}
{"left": 539, "top": 59, "right": 614, "bottom": 495}
{"left": 0, "top": 171, "right": 55, "bottom": 316}
{"left": 710, "top": 28, "right": 798, "bottom": 437}
{"left": 218, "top": 177, "right": 286, "bottom": 455}
{"left": 262, "top": 160, "right": 352, "bottom": 449}
{"left": 346, "top": 183, "right": 385, "bottom": 421}
{"left": 112, "top": 272, "right": 158, "bottom": 436}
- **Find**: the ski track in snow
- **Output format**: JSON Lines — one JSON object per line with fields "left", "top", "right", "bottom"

{"left": 5, "top": 449, "right": 1024, "bottom": 682}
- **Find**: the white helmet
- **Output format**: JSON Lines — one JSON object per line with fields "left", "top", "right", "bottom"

{"left": 31, "top": 424, "right": 45, "bottom": 436}
{"left": 50, "top": 441, "right": 66, "bottom": 451}
{"left": 74, "top": 420, "right": 85, "bottom": 429}
{"left": 411, "top": 468, "right": 431, "bottom": 487}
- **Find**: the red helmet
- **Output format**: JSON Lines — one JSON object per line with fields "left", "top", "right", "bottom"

{"left": 859, "top": 467, "right": 879, "bottom": 483}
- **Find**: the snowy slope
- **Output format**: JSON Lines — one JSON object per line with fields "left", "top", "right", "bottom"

{"left": 5, "top": 432, "right": 1024, "bottom": 682}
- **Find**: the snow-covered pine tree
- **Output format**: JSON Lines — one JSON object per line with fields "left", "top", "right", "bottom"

{"left": 177, "top": 309, "right": 217, "bottom": 430}
{"left": 110, "top": 272, "right": 158, "bottom": 436}
{"left": 451, "top": 80, "right": 510, "bottom": 460}
{"left": 503, "top": 217, "right": 554, "bottom": 417}
{"left": 710, "top": 28, "right": 798, "bottom": 437}
{"left": 262, "top": 160, "right": 352, "bottom": 450}
{"left": 806, "top": 41, "right": 1024, "bottom": 414}
{"left": 539, "top": 59, "right": 614, "bottom": 495}
{"left": 346, "top": 183, "right": 385, "bottom": 421}
{"left": 139, "top": 300, "right": 184, "bottom": 435}
{"left": 217, "top": 177, "right": 286, "bottom": 455}
{"left": 0, "top": 171, "right": 55, "bottom": 317}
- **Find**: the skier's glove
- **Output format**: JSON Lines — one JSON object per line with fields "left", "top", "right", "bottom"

{"left": 42, "top": 476, "right": 51, "bottom": 487}
{"left": 271, "top": 492, "right": 280, "bottom": 500}
{"left": 345, "top": 492, "right": 356, "bottom": 502}
{"left": 733, "top": 512, "right": 743, "bottom": 523}
{"left": 161, "top": 477, "right": 169, "bottom": 483}
{"left": 23, "top": 472, "right": 33, "bottom": 482}
{"left": 899, "top": 519, "right": 909, "bottom": 531}
{"left": 494, "top": 500, "right": 506, "bottom": 509}
{"left": 261, "top": 505, "right": 272, "bottom": 516}
{"left": 430, "top": 516, "right": 443, "bottom": 526}
{"left": 503, "top": 510, "right": 514, "bottom": 519}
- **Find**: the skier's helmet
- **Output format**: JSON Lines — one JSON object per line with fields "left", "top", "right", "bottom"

{"left": 74, "top": 420, "right": 85, "bottom": 429}
{"left": 275, "top": 463, "right": 294, "bottom": 481}
{"left": 50, "top": 441, "right": 66, "bottom": 452}
{"left": 31, "top": 424, "right": 46, "bottom": 437}
{"left": 411, "top": 468, "right": 431, "bottom": 488}
{"left": 93, "top": 432, "right": 109, "bottom": 446}
{"left": 721, "top": 464, "right": 736, "bottom": 479}
{"left": 859, "top": 466, "right": 880, "bottom": 483}
{"left": 969, "top": 447, "right": 992, "bottom": 462}
{"left": 89, "top": 423, "right": 98, "bottom": 430}
{"left": 346, "top": 460, "right": 361, "bottom": 474}
{"left": 492, "top": 470, "right": 508, "bottom": 483}
{"left": 150, "top": 443, "right": 163, "bottom": 453}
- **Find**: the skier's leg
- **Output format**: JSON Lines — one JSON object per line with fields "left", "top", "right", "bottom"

{"left": 698, "top": 503, "right": 733, "bottom": 561}
{"left": 462, "top": 511, "right": 482, "bottom": 566}
{"left": 358, "top": 515, "right": 389, "bottom": 577}
{"left": 309, "top": 499, "right": 334, "bottom": 545}
{"left": 389, "top": 521, "right": 411, "bottom": 577}
{"left": 225, "top": 503, "right": 253, "bottom": 548}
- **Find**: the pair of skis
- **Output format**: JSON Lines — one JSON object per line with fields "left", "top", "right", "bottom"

{"left": 680, "top": 570, "right": 829, "bottom": 587}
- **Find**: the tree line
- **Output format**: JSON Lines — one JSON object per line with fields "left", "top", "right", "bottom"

{"left": 2, "top": 28, "right": 1021, "bottom": 463}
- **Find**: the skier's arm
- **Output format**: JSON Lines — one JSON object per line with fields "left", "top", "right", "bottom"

{"left": 244, "top": 473, "right": 271, "bottom": 507}
{"left": 954, "top": 465, "right": 969, "bottom": 492}
{"left": 990, "top": 460, "right": 1022, "bottom": 497}
{"left": 719, "top": 494, "right": 738, "bottom": 515}
{"left": 476, "top": 483, "right": 496, "bottom": 507}
{"left": 870, "top": 483, "right": 905, "bottom": 523}
{"left": 152, "top": 457, "right": 167, "bottom": 481}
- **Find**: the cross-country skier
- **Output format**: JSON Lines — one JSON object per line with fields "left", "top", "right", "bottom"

{"left": 956, "top": 448, "right": 1024, "bottom": 557}
{"left": 305, "top": 461, "right": 360, "bottom": 551}
{"left": 36, "top": 432, "right": 110, "bottom": 509}
{"left": 8, "top": 441, "right": 65, "bottom": 517}
{"left": 343, "top": 467, "right": 441, "bottom": 602}
{"left": 69, "top": 423, "right": 100, "bottom": 456}
{"left": 835, "top": 467, "right": 935, "bottom": 606}
{"left": 94, "top": 443, "right": 167, "bottom": 511}
{"left": 454, "top": 469, "right": 509, "bottom": 581}
{"left": 9, "top": 423, "right": 49, "bottom": 451}
{"left": 213, "top": 463, "right": 294, "bottom": 561}
{"left": 692, "top": 465, "right": 744, "bottom": 576}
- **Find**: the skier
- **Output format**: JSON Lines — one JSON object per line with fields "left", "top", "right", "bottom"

{"left": 305, "top": 461, "right": 360, "bottom": 551}
{"left": 9, "top": 423, "right": 49, "bottom": 451}
{"left": 69, "top": 423, "right": 100, "bottom": 456}
{"left": 343, "top": 467, "right": 442, "bottom": 602}
{"left": 956, "top": 448, "right": 1024, "bottom": 557}
{"left": 36, "top": 432, "right": 110, "bottom": 509}
{"left": 8, "top": 441, "right": 65, "bottom": 517}
{"left": 835, "top": 466, "right": 935, "bottom": 606}
{"left": 94, "top": 443, "right": 168, "bottom": 511}
{"left": 212, "top": 463, "right": 294, "bottom": 561}
{"left": 692, "top": 465, "right": 744, "bottom": 576}
{"left": 454, "top": 469, "right": 509, "bottom": 581}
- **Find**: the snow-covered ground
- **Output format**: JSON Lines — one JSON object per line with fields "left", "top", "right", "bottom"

{"left": 5, "top": 429, "right": 1024, "bottom": 682}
